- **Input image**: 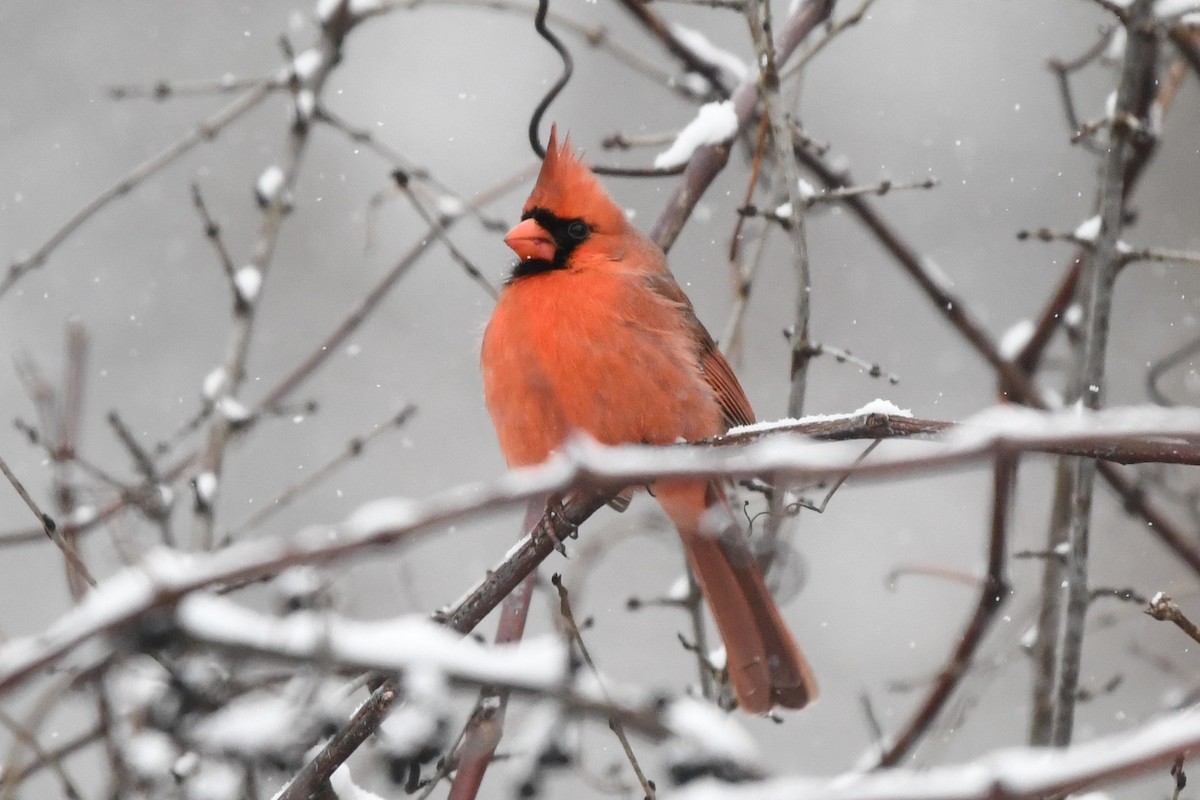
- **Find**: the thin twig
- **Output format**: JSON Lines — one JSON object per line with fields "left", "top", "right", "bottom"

{"left": 782, "top": 0, "right": 878, "bottom": 80}
{"left": 446, "top": 502, "right": 541, "bottom": 800}
{"left": 0, "top": 454, "right": 95, "bottom": 587}
{"left": 0, "top": 79, "right": 279, "bottom": 299}
{"left": 552, "top": 574, "right": 656, "bottom": 800}
{"left": 875, "top": 453, "right": 1015, "bottom": 766}
{"left": 192, "top": 9, "right": 367, "bottom": 550}
{"left": 1146, "top": 593, "right": 1200, "bottom": 646}
{"left": 1045, "top": 0, "right": 1158, "bottom": 747}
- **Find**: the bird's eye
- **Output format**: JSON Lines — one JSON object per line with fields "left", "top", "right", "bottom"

{"left": 567, "top": 220, "right": 589, "bottom": 240}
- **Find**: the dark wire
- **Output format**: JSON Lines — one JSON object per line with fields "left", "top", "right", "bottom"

{"left": 526, "top": 0, "right": 686, "bottom": 176}
{"left": 528, "top": 0, "right": 573, "bottom": 160}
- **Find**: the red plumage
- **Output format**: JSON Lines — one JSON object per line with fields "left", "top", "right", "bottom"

{"left": 481, "top": 127, "right": 816, "bottom": 713}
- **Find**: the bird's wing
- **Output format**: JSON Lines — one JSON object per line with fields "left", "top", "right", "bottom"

{"left": 643, "top": 269, "right": 756, "bottom": 430}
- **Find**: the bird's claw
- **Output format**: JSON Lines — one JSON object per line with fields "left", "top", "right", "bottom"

{"left": 539, "top": 500, "right": 577, "bottom": 556}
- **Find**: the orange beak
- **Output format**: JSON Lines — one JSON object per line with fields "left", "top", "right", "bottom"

{"left": 504, "top": 218, "right": 557, "bottom": 263}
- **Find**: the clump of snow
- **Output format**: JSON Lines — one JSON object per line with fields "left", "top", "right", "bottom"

{"left": 172, "top": 751, "right": 199, "bottom": 780}
{"left": 194, "top": 471, "right": 218, "bottom": 505}
{"left": 202, "top": 366, "right": 227, "bottom": 400}
{"left": 1104, "top": 90, "right": 1119, "bottom": 120}
{"left": 316, "top": 0, "right": 384, "bottom": 25}
{"left": 666, "top": 574, "right": 691, "bottom": 602}
{"left": 655, "top": 101, "right": 739, "bottom": 169}
{"left": 1103, "top": 26, "right": 1127, "bottom": 63}
{"left": 289, "top": 48, "right": 324, "bottom": 82}
{"left": 70, "top": 505, "right": 99, "bottom": 526}
{"left": 276, "top": 566, "right": 327, "bottom": 612}
{"left": 1155, "top": 0, "right": 1200, "bottom": 18}
{"left": 677, "top": 72, "right": 711, "bottom": 97}
{"left": 853, "top": 399, "right": 912, "bottom": 417}
{"left": 126, "top": 731, "right": 179, "bottom": 780}
{"left": 663, "top": 697, "right": 761, "bottom": 776}
{"left": 294, "top": 89, "right": 316, "bottom": 123}
{"left": 255, "top": 165, "right": 286, "bottom": 207}
{"left": 183, "top": 758, "right": 242, "bottom": 800}
{"left": 708, "top": 646, "right": 727, "bottom": 670}
{"left": 216, "top": 396, "right": 252, "bottom": 424}
{"left": 670, "top": 24, "right": 748, "bottom": 81}
{"left": 999, "top": 319, "right": 1035, "bottom": 359}
{"left": 234, "top": 265, "right": 262, "bottom": 305}
{"left": 1074, "top": 215, "right": 1102, "bottom": 242}
{"left": 436, "top": 195, "right": 465, "bottom": 216}
{"left": 1063, "top": 303, "right": 1083, "bottom": 327}
{"left": 109, "top": 655, "right": 172, "bottom": 714}
{"left": 798, "top": 178, "right": 817, "bottom": 199}
{"left": 330, "top": 763, "right": 389, "bottom": 800}
{"left": 192, "top": 685, "right": 314, "bottom": 759}
{"left": 726, "top": 399, "right": 911, "bottom": 437}
{"left": 343, "top": 497, "right": 419, "bottom": 537}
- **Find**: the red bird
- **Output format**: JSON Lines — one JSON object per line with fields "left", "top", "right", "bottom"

{"left": 481, "top": 127, "right": 817, "bottom": 713}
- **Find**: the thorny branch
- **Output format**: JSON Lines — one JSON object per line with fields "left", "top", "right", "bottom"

{"left": 1038, "top": 0, "right": 1159, "bottom": 748}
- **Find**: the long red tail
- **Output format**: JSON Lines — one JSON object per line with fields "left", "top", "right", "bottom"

{"left": 655, "top": 480, "right": 817, "bottom": 713}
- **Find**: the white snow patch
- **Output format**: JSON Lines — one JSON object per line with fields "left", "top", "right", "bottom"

{"left": 667, "top": 574, "right": 691, "bottom": 602}
{"left": 290, "top": 48, "right": 324, "bottom": 83}
{"left": 192, "top": 686, "right": 312, "bottom": 758}
{"left": 664, "top": 697, "right": 760, "bottom": 768}
{"left": 331, "top": 763, "right": 389, "bottom": 800}
{"left": 1156, "top": 0, "right": 1200, "bottom": 17}
{"left": 728, "top": 400, "right": 912, "bottom": 436}
{"left": 194, "top": 471, "right": 218, "bottom": 504}
{"left": 670, "top": 24, "right": 749, "bottom": 81}
{"left": 436, "top": 195, "right": 465, "bottom": 216}
{"left": 234, "top": 265, "right": 262, "bottom": 304}
{"left": 202, "top": 366, "right": 228, "bottom": 400}
{"left": 126, "top": 731, "right": 178, "bottom": 779}
{"left": 999, "top": 319, "right": 1035, "bottom": 359}
{"left": 294, "top": 89, "right": 316, "bottom": 123}
{"left": 177, "top": 594, "right": 569, "bottom": 689}
{"left": 344, "top": 497, "right": 419, "bottom": 536}
{"left": 255, "top": 165, "right": 286, "bottom": 206}
{"left": 70, "top": 505, "right": 98, "bottom": 526}
{"left": 655, "top": 101, "right": 739, "bottom": 169}
{"left": 184, "top": 758, "right": 242, "bottom": 800}
{"left": 798, "top": 178, "right": 817, "bottom": 199}
{"left": 1074, "top": 215, "right": 1102, "bottom": 242}
{"left": 109, "top": 655, "right": 171, "bottom": 713}
{"left": 708, "top": 646, "right": 727, "bottom": 670}
{"left": 216, "top": 396, "right": 252, "bottom": 424}
{"left": 678, "top": 72, "right": 711, "bottom": 97}
{"left": 1064, "top": 303, "right": 1083, "bottom": 327}
{"left": 1103, "top": 26, "right": 1127, "bottom": 62}
{"left": 316, "top": 0, "right": 383, "bottom": 25}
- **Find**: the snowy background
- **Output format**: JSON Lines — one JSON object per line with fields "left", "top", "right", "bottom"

{"left": 1, "top": 0, "right": 1199, "bottom": 798}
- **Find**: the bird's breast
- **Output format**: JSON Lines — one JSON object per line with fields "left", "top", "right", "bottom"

{"left": 481, "top": 269, "right": 722, "bottom": 467}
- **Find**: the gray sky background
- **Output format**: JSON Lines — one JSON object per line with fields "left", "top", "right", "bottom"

{"left": 2, "top": 1, "right": 1199, "bottom": 797}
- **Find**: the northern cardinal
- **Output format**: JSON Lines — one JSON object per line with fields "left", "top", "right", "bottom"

{"left": 481, "top": 127, "right": 817, "bottom": 713}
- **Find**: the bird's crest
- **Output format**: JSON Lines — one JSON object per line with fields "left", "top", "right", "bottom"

{"left": 524, "top": 125, "right": 626, "bottom": 231}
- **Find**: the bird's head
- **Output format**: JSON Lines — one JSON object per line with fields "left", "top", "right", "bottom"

{"left": 504, "top": 125, "right": 630, "bottom": 277}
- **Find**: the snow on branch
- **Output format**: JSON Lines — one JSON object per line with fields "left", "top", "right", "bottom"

{"left": 3, "top": 405, "right": 1200, "bottom": 695}
{"left": 177, "top": 594, "right": 568, "bottom": 691}
{"left": 675, "top": 706, "right": 1200, "bottom": 800}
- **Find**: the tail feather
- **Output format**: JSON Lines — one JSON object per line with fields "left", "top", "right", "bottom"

{"left": 655, "top": 481, "right": 817, "bottom": 713}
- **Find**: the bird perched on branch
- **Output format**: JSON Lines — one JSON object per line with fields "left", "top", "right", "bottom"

{"left": 481, "top": 126, "right": 816, "bottom": 713}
